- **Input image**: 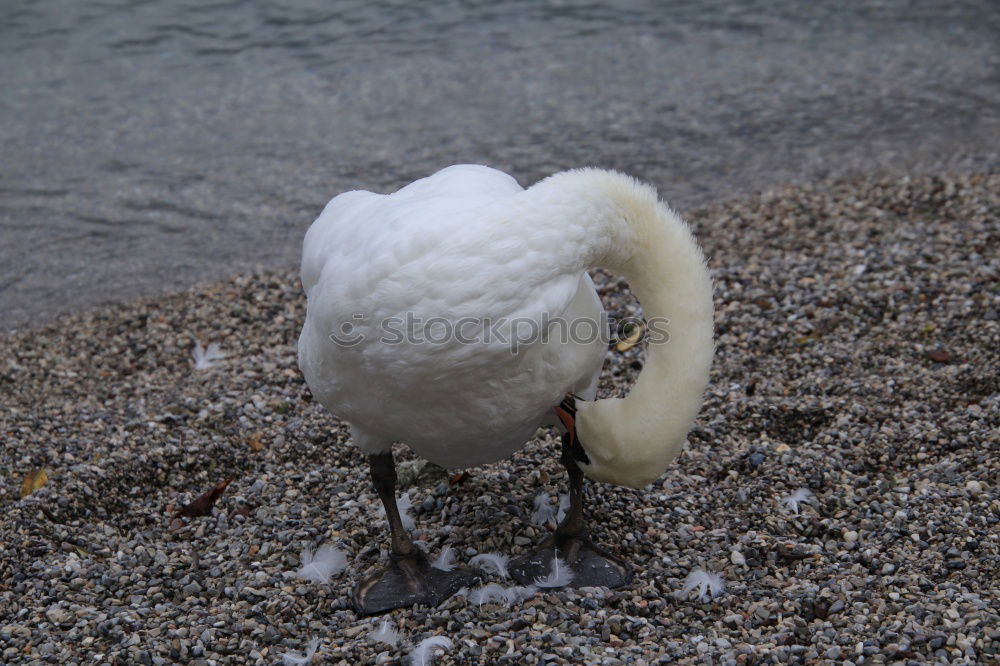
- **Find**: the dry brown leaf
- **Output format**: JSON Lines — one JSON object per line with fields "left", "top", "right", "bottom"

{"left": 174, "top": 478, "right": 233, "bottom": 518}
{"left": 247, "top": 432, "right": 265, "bottom": 452}
{"left": 20, "top": 468, "right": 48, "bottom": 498}
{"left": 795, "top": 333, "right": 821, "bottom": 345}
{"left": 230, "top": 505, "right": 253, "bottom": 519}
{"left": 449, "top": 471, "right": 472, "bottom": 485}
{"left": 615, "top": 324, "right": 645, "bottom": 352}
{"left": 40, "top": 505, "right": 63, "bottom": 524}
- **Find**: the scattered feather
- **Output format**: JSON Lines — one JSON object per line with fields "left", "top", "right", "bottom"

{"left": 379, "top": 491, "right": 416, "bottom": 532}
{"left": 530, "top": 492, "right": 557, "bottom": 525}
{"left": 295, "top": 544, "right": 346, "bottom": 583}
{"left": 467, "top": 582, "right": 537, "bottom": 606}
{"left": 469, "top": 583, "right": 509, "bottom": 606}
{"left": 502, "top": 584, "right": 538, "bottom": 604}
{"left": 556, "top": 493, "right": 571, "bottom": 522}
{"left": 281, "top": 637, "right": 320, "bottom": 665}
{"left": 781, "top": 488, "right": 816, "bottom": 515}
{"left": 408, "top": 636, "right": 453, "bottom": 666}
{"left": 431, "top": 546, "right": 456, "bottom": 572}
{"left": 677, "top": 567, "right": 726, "bottom": 602}
{"left": 534, "top": 554, "right": 574, "bottom": 588}
{"left": 192, "top": 341, "right": 226, "bottom": 370}
{"left": 447, "top": 586, "right": 469, "bottom": 601}
{"left": 368, "top": 619, "right": 401, "bottom": 647}
{"left": 469, "top": 552, "right": 509, "bottom": 579}
{"left": 398, "top": 492, "right": 416, "bottom": 531}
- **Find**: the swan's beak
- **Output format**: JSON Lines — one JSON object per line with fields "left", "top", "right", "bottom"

{"left": 554, "top": 394, "right": 591, "bottom": 465}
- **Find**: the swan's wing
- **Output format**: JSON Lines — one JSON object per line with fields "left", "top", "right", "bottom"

{"left": 300, "top": 165, "right": 522, "bottom": 296}
{"left": 298, "top": 165, "right": 603, "bottom": 462}
{"left": 300, "top": 189, "right": 378, "bottom": 296}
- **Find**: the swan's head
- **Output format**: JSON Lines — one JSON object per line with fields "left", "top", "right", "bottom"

{"left": 555, "top": 335, "right": 709, "bottom": 490}
{"left": 571, "top": 398, "right": 697, "bottom": 489}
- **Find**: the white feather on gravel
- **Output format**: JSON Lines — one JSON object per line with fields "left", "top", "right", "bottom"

{"left": 431, "top": 545, "right": 456, "bottom": 572}
{"left": 781, "top": 487, "right": 816, "bottom": 514}
{"left": 469, "top": 582, "right": 509, "bottom": 606}
{"left": 368, "top": 619, "right": 401, "bottom": 647}
{"left": 407, "top": 635, "right": 453, "bottom": 666}
{"left": 295, "top": 544, "right": 346, "bottom": 584}
{"left": 192, "top": 341, "right": 226, "bottom": 370}
{"left": 534, "top": 555, "right": 574, "bottom": 588}
{"left": 280, "top": 637, "right": 320, "bottom": 665}
{"left": 530, "top": 492, "right": 557, "bottom": 525}
{"left": 397, "top": 491, "right": 416, "bottom": 531}
{"left": 378, "top": 491, "right": 416, "bottom": 531}
{"left": 676, "top": 567, "right": 726, "bottom": 602}
{"left": 556, "top": 493, "right": 570, "bottom": 522}
{"left": 469, "top": 552, "right": 509, "bottom": 579}
{"left": 468, "top": 582, "right": 538, "bottom": 606}
{"left": 501, "top": 584, "right": 538, "bottom": 604}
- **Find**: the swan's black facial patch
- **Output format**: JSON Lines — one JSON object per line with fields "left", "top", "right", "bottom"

{"left": 562, "top": 430, "right": 591, "bottom": 465}
{"left": 559, "top": 394, "right": 578, "bottom": 417}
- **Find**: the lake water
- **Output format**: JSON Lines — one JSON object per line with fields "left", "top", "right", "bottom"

{"left": 1, "top": 0, "right": 997, "bottom": 329}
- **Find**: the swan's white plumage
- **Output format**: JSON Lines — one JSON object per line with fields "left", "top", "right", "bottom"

{"left": 299, "top": 164, "right": 713, "bottom": 487}
{"left": 299, "top": 165, "right": 606, "bottom": 468}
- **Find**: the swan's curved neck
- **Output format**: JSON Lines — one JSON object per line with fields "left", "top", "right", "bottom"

{"left": 530, "top": 170, "right": 714, "bottom": 488}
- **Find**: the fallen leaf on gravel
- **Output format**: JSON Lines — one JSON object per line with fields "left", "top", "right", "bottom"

{"left": 231, "top": 505, "right": 253, "bottom": 518}
{"left": 40, "top": 505, "right": 63, "bottom": 524}
{"left": 174, "top": 478, "right": 233, "bottom": 518}
{"left": 449, "top": 471, "right": 471, "bottom": 485}
{"left": 20, "top": 468, "right": 48, "bottom": 498}
{"left": 615, "top": 323, "right": 644, "bottom": 352}
{"left": 795, "top": 333, "right": 821, "bottom": 345}
{"left": 247, "top": 432, "right": 265, "bottom": 452}
{"left": 927, "top": 349, "right": 951, "bottom": 363}
{"left": 777, "top": 543, "right": 815, "bottom": 561}
{"left": 811, "top": 600, "right": 831, "bottom": 620}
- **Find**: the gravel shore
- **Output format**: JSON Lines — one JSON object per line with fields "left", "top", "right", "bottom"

{"left": 1, "top": 172, "right": 997, "bottom": 664}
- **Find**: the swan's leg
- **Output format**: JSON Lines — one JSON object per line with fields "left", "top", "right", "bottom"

{"left": 353, "top": 452, "right": 481, "bottom": 615}
{"left": 509, "top": 433, "right": 632, "bottom": 588}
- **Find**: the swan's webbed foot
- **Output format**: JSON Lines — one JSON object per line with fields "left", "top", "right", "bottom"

{"left": 510, "top": 429, "right": 632, "bottom": 590}
{"left": 509, "top": 533, "right": 632, "bottom": 589}
{"left": 356, "top": 451, "right": 482, "bottom": 614}
{"left": 354, "top": 548, "right": 481, "bottom": 615}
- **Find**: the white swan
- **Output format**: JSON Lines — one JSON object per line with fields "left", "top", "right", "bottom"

{"left": 298, "top": 165, "right": 713, "bottom": 613}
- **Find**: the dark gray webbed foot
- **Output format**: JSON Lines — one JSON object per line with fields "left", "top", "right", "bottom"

{"left": 511, "top": 428, "right": 632, "bottom": 590}
{"left": 354, "top": 548, "right": 481, "bottom": 615}
{"left": 509, "top": 534, "right": 631, "bottom": 589}
{"left": 356, "top": 451, "right": 482, "bottom": 614}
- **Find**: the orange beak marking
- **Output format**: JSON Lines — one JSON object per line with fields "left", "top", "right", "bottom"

{"left": 554, "top": 404, "right": 576, "bottom": 444}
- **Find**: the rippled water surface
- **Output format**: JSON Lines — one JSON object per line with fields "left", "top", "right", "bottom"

{"left": 1, "top": 0, "right": 997, "bottom": 328}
